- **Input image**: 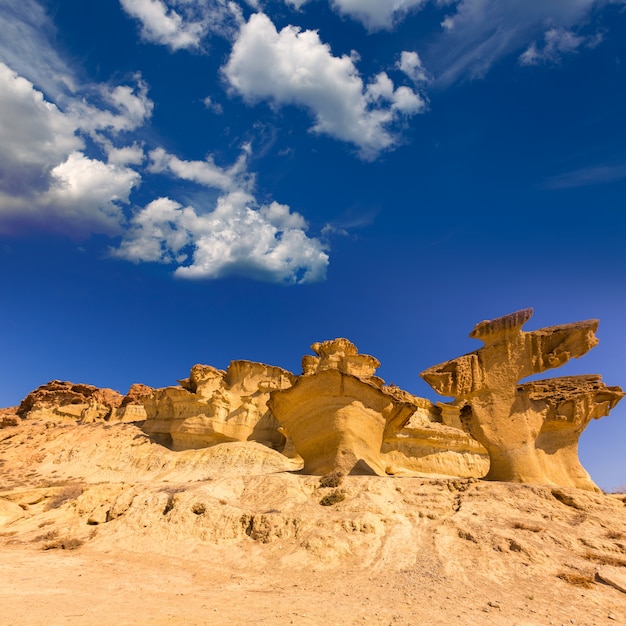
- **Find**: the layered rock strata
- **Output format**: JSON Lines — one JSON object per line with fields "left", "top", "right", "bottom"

{"left": 142, "top": 361, "right": 295, "bottom": 451}
{"left": 381, "top": 394, "right": 489, "bottom": 478}
{"left": 421, "top": 309, "right": 624, "bottom": 491}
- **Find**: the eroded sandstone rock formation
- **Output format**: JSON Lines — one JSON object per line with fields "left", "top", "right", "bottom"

{"left": 269, "top": 339, "right": 416, "bottom": 475}
{"left": 380, "top": 394, "right": 489, "bottom": 478}
{"left": 17, "top": 380, "right": 124, "bottom": 423}
{"left": 9, "top": 312, "right": 621, "bottom": 490}
{"left": 421, "top": 309, "right": 624, "bottom": 491}
{"left": 142, "top": 361, "right": 295, "bottom": 451}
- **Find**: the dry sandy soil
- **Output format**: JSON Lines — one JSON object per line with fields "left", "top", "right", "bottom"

{"left": 1, "top": 417, "right": 626, "bottom": 625}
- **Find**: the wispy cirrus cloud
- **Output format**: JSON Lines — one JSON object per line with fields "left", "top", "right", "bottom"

{"left": 430, "top": 0, "right": 599, "bottom": 85}
{"left": 223, "top": 13, "right": 426, "bottom": 159}
{"left": 545, "top": 163, "right": 626, "bottom": 189}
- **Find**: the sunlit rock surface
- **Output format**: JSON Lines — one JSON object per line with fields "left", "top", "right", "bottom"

{"left": 381, "top": 394, "right": 489, "bottom": 478}
{"left": 421, "top": 309, "right": 624, "bottom": 491}
{"left": 17, "top": 380, "right": 124, "bottom": 423}
{"left": 269, "top": 339, "right": 416, "bottom": 475}
{"left": 142, "top": 361, "right": 295, "bottom": 451}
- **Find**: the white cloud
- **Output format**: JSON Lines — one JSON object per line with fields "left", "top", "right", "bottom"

{"left": 0, "top": 62, "right": 141, "bottom": 235}
{"left": 202, "top": 95, "right": 223, "bottom": 114}
{"left": 113, "top": 192, "right": 329, "bottom": 284}
{"left": 328, "top": 0, "right": 428, "bottom": 31}
{"left": 119, "top": 0, "right": 242, "bottom": 51}
{"left": 520, "top": 28, "right": 587, "bottom": 66}
{"left": 284, "top": 0, "right": 428, "bottom": 30}
{"left": 0, "top": 63, "right": 81, "bottom": 177}
{"left": 148, "top": 147, "right": 250, "bottom": 191}
{"left": 68, "top": 79, "right": 154, "bottom": 137}
{"left": 115, "top": 144, "right": 328, "bottom": 283}
{"left": 397, "top": 51, "right": 429, "bottom": 84}
{"left": 430, "top": 0, "right": 598, "bottom": 84}
{"left": 223, "top": 13, "right": 426, "bottom": 159}
{"left": 107, "top": 143, "right": 146, "bottom": 167}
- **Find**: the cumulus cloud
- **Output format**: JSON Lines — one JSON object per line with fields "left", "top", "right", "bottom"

{"left": 0, "top": 63, "right": 140, "bottom": 235}
{"left": 223, "top": 13, "right": 426, "bottom": 159}
{"left": 430, "top": 0, "right": 598, "bottom": 84}
{"left": 68, "top": 79, "right": 154, "bottom": 140}
{"left": 115, "top": 144, "right": 328, "bottom": 284}
{"left": 113, "top": 192, "right": 329, "bottom": 284}
{"left": 397, "top": 51, "right": 430, "bottom": 84}
{"left": 0, "top": 1, "right": 329, "bottom": 285}
{"left": 119, "top": 0, "right": 241, "bottom": 51}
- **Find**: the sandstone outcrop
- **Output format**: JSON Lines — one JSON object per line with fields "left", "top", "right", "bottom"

{"left": 421, "top": 309, "right": 624, "bottom": 491}
{"left": 269, "top": 339, "right": 416, "bottom": 475}
{"left": 17, "top": 380, "right": 124, "bottom": 423}
{"left": 380, "top": 394, "right": 489, "bottom": 477}
{"left": 114, "top": 384, "right": 154, "bottom": 422}
{"left": 142, "top": 361, "right": 295, "bottom": 451}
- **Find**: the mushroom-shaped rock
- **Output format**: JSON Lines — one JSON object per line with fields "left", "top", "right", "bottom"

{"left": 142, "top": 360, "right": 295, "bottom": 451}
{"left": 529, "top": 375, "right": 624, "bottom": 491}
{"left": 420, "top": 309, "right": 623, "bottom": 491}
{"left": 268, "top": 339, "right": 414, "bottom": 475}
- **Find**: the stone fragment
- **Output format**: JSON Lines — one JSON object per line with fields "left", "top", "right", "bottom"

{"left": 421, "top": 309, "right": 624, "bottom": 491}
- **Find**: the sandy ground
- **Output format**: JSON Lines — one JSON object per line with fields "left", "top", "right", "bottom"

{"left": 1, "top": 419, "right": 626, "bottom": 625}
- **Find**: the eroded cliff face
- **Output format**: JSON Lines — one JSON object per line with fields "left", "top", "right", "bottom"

{"left": 9, "top": 312, "right": 622, "bottom": 490}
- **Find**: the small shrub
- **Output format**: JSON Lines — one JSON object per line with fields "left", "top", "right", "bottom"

{"left": 557, "top": 571, "right": 595, "bottom": 588}
{"left": 319, "top": 472, "right": 344, "bottom": 489}
{"left": 45, "top": 483, "right": 84, "bottom": 511}
{"left": 43, "top": 537, "right": 84, "bottom": 551}
{"left": 320, "top": 490, "right": 345, "bottom": 506}
{"left": 583, "top": 551, "right": 626, "bottom": 567}
{"left": 35, "top": 529, "right": 59, "bottom": 542}
{"left": 191, "top": 503, "right": 206, "bottom": 515}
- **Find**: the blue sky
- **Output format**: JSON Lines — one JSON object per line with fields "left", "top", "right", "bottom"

{"left": 1, "top": 0, "right": 625, "bottom": 489}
